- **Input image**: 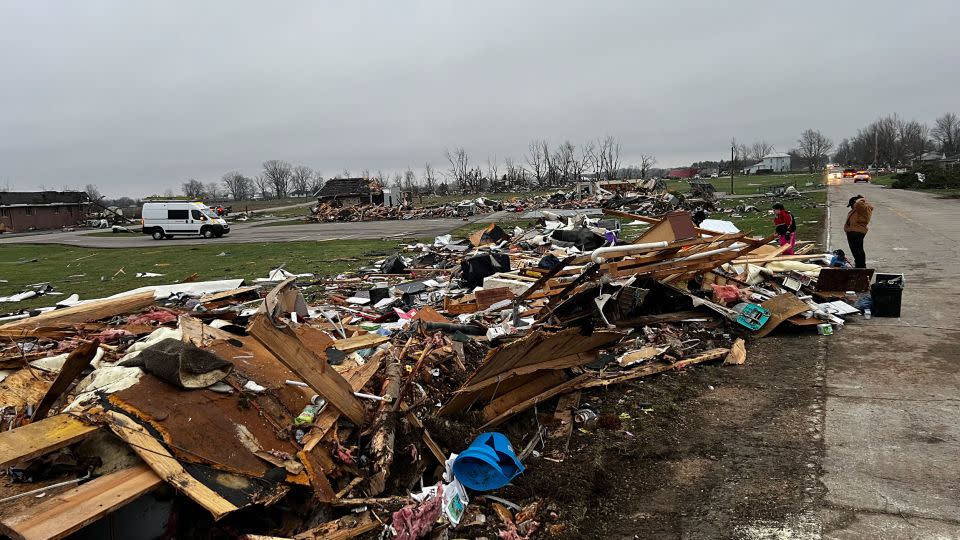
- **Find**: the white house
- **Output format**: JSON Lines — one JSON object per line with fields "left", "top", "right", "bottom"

{"left": 743, "top": 152, "right": 791, "bottom": 174}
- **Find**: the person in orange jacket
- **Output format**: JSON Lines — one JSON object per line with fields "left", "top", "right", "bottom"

{"left": 843, "top": 195, "right": 873, "bottom": 268}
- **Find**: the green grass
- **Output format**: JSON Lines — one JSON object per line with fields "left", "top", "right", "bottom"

{"left": 664, "top": 173, "right": 825, "bottom": 195}
{"left": 716, "top": 191, "right": 827, "bottom": 243}
{"left": 0, "top": 239, "right": 403, "bottom": 311}
{"left": 450, "top": 219, "right": 537, "bottom": 239}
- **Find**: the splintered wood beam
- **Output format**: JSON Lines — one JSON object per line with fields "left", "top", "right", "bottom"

{"left": 331, "top": 333, "right": 389, "bottom": 353}
{"left": 0, "top": 291, "right": 155, "bottom": 331}
{"left": 0, "top": 464, "right": 163, "bottom": 540}
{"left": 32, "top": 340, "right": 100, "bottom": 421}
{"left": 481, "top": 373, "right": 591, "bottom": 429}
{"left": 103, "top": 410, "right": 238, "bottom": 520}
{"left": 0, "top": 414, "right": 99, "bottom": 468}
{"left": 248, "top": 314, "right": 366, "bottom": 426}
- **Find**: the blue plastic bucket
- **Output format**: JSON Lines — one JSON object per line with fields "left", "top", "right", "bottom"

{"left": 452, "top": 432, "right": 525, "bottom": 491}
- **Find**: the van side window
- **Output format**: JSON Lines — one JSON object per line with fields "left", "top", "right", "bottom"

{"left": 168, "top": 209, "right": 188, "bottom": 220}
{"left": 191, "top": 209, "right": 203, "bottom": 220}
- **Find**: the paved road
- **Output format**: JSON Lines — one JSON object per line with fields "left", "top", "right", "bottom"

{"left": 820, "top": 182, "right": 960, "bottom": 537}
{"left": 0, "top": 213, "right": 505, "bottom": 248}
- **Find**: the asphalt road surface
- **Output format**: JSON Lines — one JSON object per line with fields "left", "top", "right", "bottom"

{"left": 0, "top": 213, "right": 506, "bottom": 248}
{"left": 819, "top": 181, "right": 960, "bottom": 537}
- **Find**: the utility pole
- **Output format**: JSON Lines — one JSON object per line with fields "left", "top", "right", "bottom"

{"left": 730, "top": 143, "right": 735, "bottom": 195}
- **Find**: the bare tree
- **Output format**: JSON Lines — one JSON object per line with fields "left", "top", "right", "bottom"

{"left": 504, "top": 157, "right": 527, "bottom": 187}
{"left": 555, "top": 141, "right": 575, "bottom": 184}
{"left": 932, "top": 112, "right": 959, "bottom": 154}
{"left": 423, "top": 163, "right": 437, "bottom": 195}
{"left": 403, "top": 168, "right": 416, "bottom": 193}
{"left": 445, "top": 147, "right": 470, "bottom": 192}
{"left": 486, "top": 155, "right": 499, "bottom": 186}
{"left": 749, "top": 141, "right": 774, "bottom": 162}
{"left": 254, "top": 175, "right": 272, "bottom": 199}
{"left": 899, "top": 120, "right": 930, "bottom": 161}
{"left": 262, "top": 160, "right": 292, "bottom": 198}
{"left": 84, "top": 184, "right": 102, "bottom": 202}
{"left": 361, "top": 169, "right": 371, "bottom": 180}
{"left": 391, "top": 172, "right": 403, "bottom": 190}
{"left": 204, "top": 182, "right": 222, "bottom": 200}
{"left": 597, "top": 136, "right": 622, "bottom": 180}
{"left": 640, "top": 154, "right": 657, "bottom": 179}
{"left": 222, "top": 172, "right": 251, "bottom": 201}
{"left": 309, "top": 172, "right": 324, "bottom": 195}
{"left": 182, "top": 179, "right": 205, "bottom": 198}
{"left": 526, "top": 139, "right": 547, "bottom": 188}
{"left": 288, "top": 165, "right": 313, "bottom": 197}
{"left": 796, "top": 129, "right": 834, "bottom": 173}
{"left": 833, "top": 139, "right": 855, "bottom": 165}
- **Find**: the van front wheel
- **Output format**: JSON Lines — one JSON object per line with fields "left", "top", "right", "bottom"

{"left": 201, "top": 227, "right": 214, "bottom": 239}
{"left": 152, "top": 229, "right": 164, "bottom": 240}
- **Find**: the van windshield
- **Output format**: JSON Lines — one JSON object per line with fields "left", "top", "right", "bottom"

{"left": 201, "top": 208, "right": 219, "bottom": 219}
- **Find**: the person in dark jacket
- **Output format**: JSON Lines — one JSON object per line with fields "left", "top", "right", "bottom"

{"left": 772, "top": 202, "right": 796, "bottom": 255}
{"left": 843, "top": 195, "right": 873, "bottom": 268}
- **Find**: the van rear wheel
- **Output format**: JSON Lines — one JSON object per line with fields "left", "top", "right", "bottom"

{"left": 152, "top": 230, "right": 164, "bottom": 240}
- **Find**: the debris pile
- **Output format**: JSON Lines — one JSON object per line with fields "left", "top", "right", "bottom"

{"left": 307, "top": 198, "right": 503, "bottom": 223}
{"left": 0, "top": 208, "right": 876, "bottom": 539}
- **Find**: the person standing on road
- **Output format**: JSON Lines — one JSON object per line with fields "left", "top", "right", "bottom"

{"left": 843, "top": 195, "right": 873, "bottom": 268}
{"left": 772, "top": 202, "right": 796, "bottom": 255}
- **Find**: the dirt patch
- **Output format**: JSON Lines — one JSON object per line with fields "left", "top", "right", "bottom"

{"left": 494, "top": 333, "right": 827, "bottom": 539}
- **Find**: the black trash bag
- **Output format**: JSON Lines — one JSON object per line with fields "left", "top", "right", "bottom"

{"left": 549, "top": 227, "right": 606, "bottom": 251}
{"left": 460, "top": 253, "right": 511, "bottom": 289}
{"left": 380, "top": 254, "right": 407, "bottom": 274}
{"left": 538, "top": 253, "right": 562, "bottom": 270}
{"left": 120, "top": 338, "right": 233, "bottom": 389}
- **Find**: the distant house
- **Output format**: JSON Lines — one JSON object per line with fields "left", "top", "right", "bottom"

{"left": 916, "top": 151, "right": 960, "bottom": 170}
{"left": 742, "top": 152, "right": 791, "bottom": 174}
{"left": 314, "top": 178, "right": 385, "bottom": 207}
{"left": 0, "top": 191, "right": 88, "bottom": 233}
{"left": 666, "top": 167, "right": 699, "bottom": 179}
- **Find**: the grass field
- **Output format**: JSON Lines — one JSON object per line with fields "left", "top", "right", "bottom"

{"left": 664, "top": 173, "right": 825, "bottom": 194}
{"left": 0, "top": 239, "right": 403, "bottom": 311}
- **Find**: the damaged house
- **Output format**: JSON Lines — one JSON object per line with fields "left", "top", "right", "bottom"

{"left": 314, "top": 178, "right": 387, "bottom": 207}
{"left": 0, "top": 191, "right": 89, "bottom": 233}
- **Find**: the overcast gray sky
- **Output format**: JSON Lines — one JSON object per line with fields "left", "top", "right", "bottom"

{"left": 1, "top": 0, "right": 957, "bottom": 197}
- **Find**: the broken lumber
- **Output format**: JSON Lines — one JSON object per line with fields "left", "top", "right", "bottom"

{"left": 576, "top": 348, "right": 729, "bottom": 389}
{"left": 103, "top": 410, "right": 238, "bottom": 520}
{"left": 0, "top": 464, "right": 163, "bottom": 540}
{"left": 248, "top": 314, "right": 365, "bottom": 425}
{"left": 367, "top": 361, "right": 401, "bottom": 496}
{"left": 0, "top": 291, "right": 155, "bottom": 331}
{"left": 0, "top": 414, "right": 98, "bottom": 468}
{"left": 32, "top": 340, "right": 100, "bottom": 421}
{"left": 481, "top": 373, "right": 591, "bottom": 429}
{"left": 331, "top": 332, "right": 389, "bottom": 353}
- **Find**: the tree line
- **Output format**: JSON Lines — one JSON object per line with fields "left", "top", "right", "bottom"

{"left": 833, "top": 112, "right": 959, "bottom": 167}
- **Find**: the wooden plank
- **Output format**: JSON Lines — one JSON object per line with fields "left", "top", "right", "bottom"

{"left": 481, "top": 370, "right": 568, "bottom": 422}
{"left": 297, "top": 449, "right": 337, "bottom": 503}
{"left": 481, "top": 373, "right": 591, "bottom": 429}
{"left": 549, "top": 391, "right": 580, "bottom": 440}
{"left": 199, "top": 286, "right": 259, "bottom": 303}
{"left": 576, "top": 348, "right": 729, "bottom": 389}
{"left": 0, "top": 414, "right": 98, "bottom": 468}
{"left": 32, "top": 340, "right": 100, "bottom": 421}
{"left": 301, "top": 355, "right": 382, "bottom": 452}
{"left": 331, "top": 332, "right": 389, "bottom": 353}
{"left": 0, "top": 464, "right": 163, "bottom": 540}
{"left": 475, "top": 287, "right": 516, "bottom": 310}
{"left": 103, "top": 410, "right": 238, "bottom": 520}
{"left": 248, "top": 314, "right": 366, "bottom": 426}
{"left": 0, "top": 291, "right": 155, "bottom": 331}
{"left": 292, "top": 513, "right": 378, "bottom": 540}
{"left": 404, "top": 410, "right": 446, "bottom": 464}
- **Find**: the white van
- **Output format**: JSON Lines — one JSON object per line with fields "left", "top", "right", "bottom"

{"left": 141, "top": 201, "right": 230, "bottom": 240}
